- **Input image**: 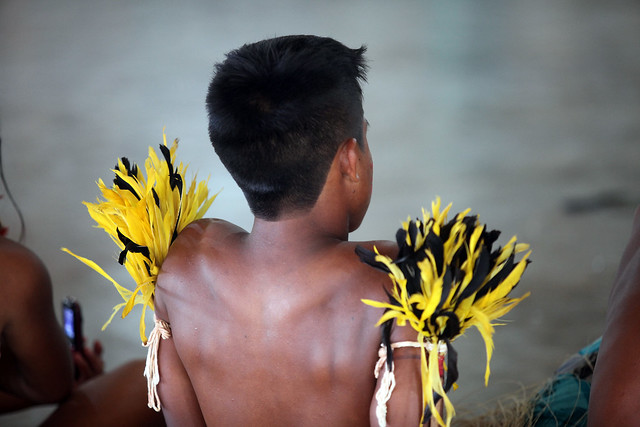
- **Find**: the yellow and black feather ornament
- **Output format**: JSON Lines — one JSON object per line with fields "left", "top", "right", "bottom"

{"left": 63, "top": 131, "right": 217, "bottom": 343}
{"left": 356, "top": 198, "right": 531, "bottom": 427}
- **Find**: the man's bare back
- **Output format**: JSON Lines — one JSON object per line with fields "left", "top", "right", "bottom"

{"left": 154, "top": 218, "right": 417, "bottom": 425}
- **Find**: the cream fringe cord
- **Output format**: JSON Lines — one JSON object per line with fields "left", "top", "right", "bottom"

{"left": 144, "top": 316, "right": 172, "bottom": 411}
{"left": 374, "top": 341, "right": 447, "bottom": 427}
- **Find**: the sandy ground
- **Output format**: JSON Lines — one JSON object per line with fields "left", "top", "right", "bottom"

{"left": 1, "top": 0, "right": 639, "bottom": 425}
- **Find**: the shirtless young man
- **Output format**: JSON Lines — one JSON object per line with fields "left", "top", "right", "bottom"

{"left": 154, "top": 35, "right": 424, "bottom": 425}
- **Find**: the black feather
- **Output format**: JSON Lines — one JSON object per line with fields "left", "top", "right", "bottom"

{"left": 355, "top": 245, "right": 390, "bottom": 274}
{"left": 159, "top": 144, "right": 183, "bottom": 193}
{"left": 474, "top": 252, "right": 516, "bottom": 301}
{"left": 117, "top": 228, "right": 150, "bottom": 265}
{"left": 381, "top": 320, "right": 393, "bottom": 371}
{"left": 456, "top": 246, "right": 491, "bottom": 302}
{"left": 443, "top": 340, "right": 459, "bottom": 392}
{"left": 113, "top": 158, "right": 141, "bottom": 200}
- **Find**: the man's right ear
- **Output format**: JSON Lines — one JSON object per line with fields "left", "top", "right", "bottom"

{"left": 338, "top": 138, "right": 360, "bottom": 183}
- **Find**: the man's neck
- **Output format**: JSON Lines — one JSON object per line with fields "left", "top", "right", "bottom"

{"left": 249, "top": 208, "right": 350, "bottom": 257}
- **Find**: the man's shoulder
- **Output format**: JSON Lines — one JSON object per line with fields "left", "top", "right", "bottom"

{"left": 174, "top": 218, "right": 247, "bottom": 247}
{"left": 0, "top": 238, "right": 49, "bottom": 285}
{"left": 0, "top": 238, "right": 52, "bottom": 312}
{"left": 329, "top": 239, "right": 398, "bottom": 294}
{"left": 161, "top": 218, "right": 247, "bottom": 273}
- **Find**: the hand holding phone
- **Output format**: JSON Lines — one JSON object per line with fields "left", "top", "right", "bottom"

{"left": 62, "top": 297, "right": 105, "bottom": 383}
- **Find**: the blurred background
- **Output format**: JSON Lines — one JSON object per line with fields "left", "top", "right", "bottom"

{"left": 1, "top": 0, "right": 639, "bottom": 424}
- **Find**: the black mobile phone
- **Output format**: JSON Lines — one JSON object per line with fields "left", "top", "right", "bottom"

{"left": 62, "top": 297, "right": 83, "bottom": 352}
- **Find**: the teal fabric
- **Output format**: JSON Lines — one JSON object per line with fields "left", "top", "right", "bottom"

{"left": 577, "top": 337, "right": 601, "bottom": 357}
{"left": 532, "top": 374, "right": 590, "bottom": 426}
{"left": 531, "top": 338, "right": 600, "bottom": 427}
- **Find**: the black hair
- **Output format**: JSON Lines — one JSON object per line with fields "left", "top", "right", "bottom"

{"left": 206, "top": 35, "right": 368, "bottom": 220}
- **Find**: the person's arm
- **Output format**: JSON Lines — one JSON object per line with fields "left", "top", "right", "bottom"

{"left": 41, "top": 359, "right": 166, "bottom": 427}
{"left": 370, "top": 325, "right": 448, "bottom": 427}
{"left": 0, "top": 390, "right": 35, "bottom": 413}
{"left": 366, "top": 241, "right": 444, "bottom": 427}
{"left": 589, "top": 207, "right": 640, "bottom": 425}
{"left": 0, "top": 238, "right": 74, "bottom": 407}
{"left": 369, "top": 322, "right": 424, "bottom": 427}
{"left": 154, "top": 291, "right": 206, "bottom": 426}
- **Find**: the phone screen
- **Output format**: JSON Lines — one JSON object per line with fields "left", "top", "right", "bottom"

{"left": 63, "top": 306, "right": 76, "bottom": 342}
{"left": 62, "top": 297, "right": 83, "bottom": 351}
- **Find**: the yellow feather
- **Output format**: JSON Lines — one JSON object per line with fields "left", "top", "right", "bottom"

{"left": 61, "top": 248, "right": 132, "bottom": 300}
{"left": 361, "top": 197, "right": 530, "bottom": 426}
{"left": 63, "top": 131, "right": 217, "bottom": 343}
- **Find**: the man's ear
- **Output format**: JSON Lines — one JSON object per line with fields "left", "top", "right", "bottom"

{"left": 338, "top": 138, "right": 360, "bottom": 182}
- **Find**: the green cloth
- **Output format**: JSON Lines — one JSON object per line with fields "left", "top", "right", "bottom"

{"left": 531, "top": 338, "right": 600, "bottom": 426}
{"left": 532, "top": 373, "right": 590, "bottom": 426}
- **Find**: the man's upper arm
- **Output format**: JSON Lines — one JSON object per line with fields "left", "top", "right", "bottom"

{"left": 155, "top": 328, "right": 206, "bottom": 426}
{"left": 360, "top": 239, "right": 423, "bottom": 425}
{"left": 154, "top": 280, "right": 206, "bottom": 426}
{"left": 370, "top": 322, "right": 423, "bottom": 426}
{"left": 589, "top": 207, "right": 640, "bottom": 425}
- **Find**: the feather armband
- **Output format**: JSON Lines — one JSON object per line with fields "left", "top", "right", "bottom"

{"left": 357, "top": 198, "right": 531, "bottom": 427}
{"left": 62, "top": 131, "right": 216, "bottom": 343}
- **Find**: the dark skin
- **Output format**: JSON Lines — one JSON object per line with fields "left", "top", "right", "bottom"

{"left": 0, "top": 237, "right": 75, "bottom": 407}
{"left": 0, "top": 237, "right": 163, "bottom": 426}
{"left": 155, "top": 122, "right": 427, "bottom": 426}
{"left": 588, "top": 207, "right": 640, "bottom": 426}
{"left": 42, "top": 359, "right": 166, "bottom": 427}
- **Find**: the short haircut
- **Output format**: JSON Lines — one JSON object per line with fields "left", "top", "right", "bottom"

{"left": 206, "top": 35, "right": 368, "bottom": 220}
